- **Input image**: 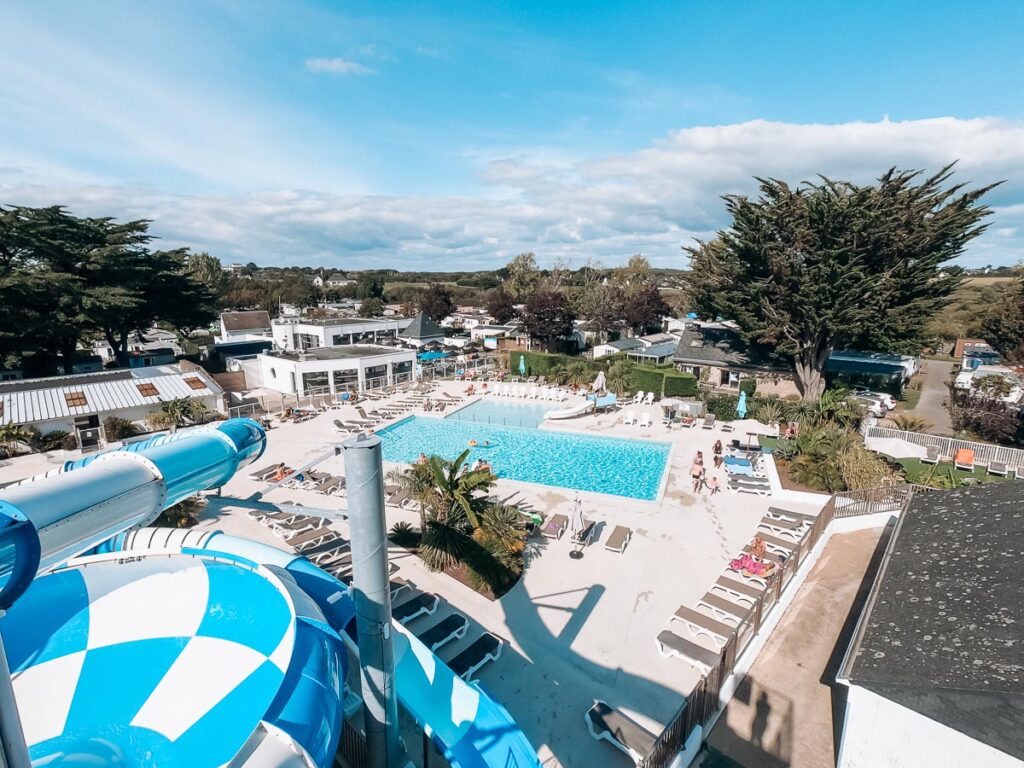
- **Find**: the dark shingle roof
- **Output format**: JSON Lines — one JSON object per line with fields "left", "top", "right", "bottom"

{"left": 221, "top": 311, "right": 271, "bottom": 332}
{"left": 844, "top": 482, "right": 1024, "bottom": 759}
{"left": 673, "top": 325, "right": 752, "bottom": 366}
{"left": 604, "top": 338, "right": 643, "bottom": 351}
{"left": 399, "top": 312, "right": 443, "bottom": 340}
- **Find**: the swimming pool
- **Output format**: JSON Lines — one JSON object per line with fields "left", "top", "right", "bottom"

{"left": 377, "top": 415, "right": 670, "bottom": 500}
{"left": 445, "top": 399, "right": 554, "bottom": 429}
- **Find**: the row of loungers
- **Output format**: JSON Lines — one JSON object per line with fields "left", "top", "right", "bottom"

{"left": 587, "top": 507, "right": 815, "bottom": 764}
{"left": 539, "top": 513, "right": 633, "bottom": 553}
{"left": 391, "top": 590, "right": 505, "bottom": 683}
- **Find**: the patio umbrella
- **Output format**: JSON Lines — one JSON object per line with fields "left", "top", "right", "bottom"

{"left": 570, "top": 495, "right": 584, "bottom": 534}
{"left": 736, "top": 390, "right": 748, "bottom": 419}
{"left": 592, "top": 370, "right": 606, "bottom": 391}
{"left": 518, "top": 354, "right": 527, "bottom": 376}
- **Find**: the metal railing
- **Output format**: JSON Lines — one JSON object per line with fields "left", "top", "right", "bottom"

{"left": 865, "top": 425, "right": 1024, "bottom": 468}
{"left": 638, "top": 483, "right": 921, "bottom": 768}
{"left": 335, "top": 722, "right": 368, "bottom": 768}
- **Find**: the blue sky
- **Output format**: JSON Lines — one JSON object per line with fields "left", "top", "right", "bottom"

{"left": 2, "top": 0, "right": 1024, "bottom": 268}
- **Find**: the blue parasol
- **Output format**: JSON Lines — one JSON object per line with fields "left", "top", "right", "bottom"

{"left": 736, "top": 390, "right": 748, "bottom": 419}
{"left": 518, "top": 354, "right": 526, "bottom": 376}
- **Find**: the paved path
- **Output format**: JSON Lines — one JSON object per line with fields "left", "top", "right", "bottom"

{"left": 909, "top": 359, "right": 954, "bottom": 434}
{"left": 703, "top": 526, "right": 890, "bottom": 768}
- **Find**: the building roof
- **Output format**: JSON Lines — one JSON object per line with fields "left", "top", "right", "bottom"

{"left": 639, "top": 333, "right": 677, "bottom": 346}
{"left": 0, "top": 368, "right": 222, "bottom": 425}
{"left": 629, "top": 341, "right": 679, "bottom": 359}
{"left": 220, "top": 311, "right": 271, "bottom": 332}
{"left": 673, "top": 324, "right": 753, "bottom": 366}
{"left": 399, "top": 312, "right": 443, "bottom": 340}
{"left": 843, "top": 482, "right": 1024, "bottom": 760}
{"left": 326, "top": 273, "right": 348, "bottom": 282}
{"left": 602, "top": 338, "right": 644, "bottom": 351}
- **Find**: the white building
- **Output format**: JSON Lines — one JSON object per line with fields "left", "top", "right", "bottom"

{"left": 271, "top": 316, "right": 413, "bottom": 351}
{"left": 219, "top": 311, "right": 273, "bottom": 341}
{"left": 593, "top": 338, "right": 644, "bottom": 359}
{"left": 0, "top": 366, "right": 224, "bottom": 449}
{"left": 254, "top": 346, "right": 416, "bottom": 396}
{"left": 953, "top": 365, "right": 1024, "bottom": 404}
{"left": 443, "top": 310, "right": 493, "bottom": 330}
{"left": 836, "top": 482, "right": 1024, "bottom": 768}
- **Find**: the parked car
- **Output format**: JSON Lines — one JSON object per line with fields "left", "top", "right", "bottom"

{"left": 850, "top": 395, "right": 887, "bottom": 418}
{"left": 851, "top": 387, "right": 896, "bottom": 410}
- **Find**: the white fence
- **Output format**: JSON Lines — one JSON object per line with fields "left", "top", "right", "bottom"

{"left": 865, "top": 426, "right": 1024, "bottom": 468}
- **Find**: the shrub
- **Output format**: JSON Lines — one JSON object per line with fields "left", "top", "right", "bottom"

{"left": 890, "top": 414, "right": 931, "bottom": 433}
{"left": 703, "top": 393, "right": 739, "bottom": 420}
{"left": 629, "top": 366, "right": 665, "bottom": 398}
{"left": 751, "top": 398, "right": 784, "bottom": 424}
{"left": 389, "top": 521, "right": 422, "bottom": 548}
{"left": 663, "top": 372, "right": 698, "bottom": 397}
{"left": 39, "top": 430, "right": 71, "bottom": 452}
{"left": 61, "top": 432, "right": 79, "bottom": 450}
{"left": 739, "top": 378, "right": 757, "bottom": 396}
{"left": 103, "top": 416, "right": 139, "bottom": 441}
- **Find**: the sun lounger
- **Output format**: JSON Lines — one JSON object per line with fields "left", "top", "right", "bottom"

{"left": 445, "top": 632, "right": 503, "bottom": 681}
{"left": 922, "top": 444, "right": 941, "bottom": 464}
{"left": 758, "top": 516, "right": 806, "bottom": 540}
{"left": 268, "top": 515, "right": 320, "bottom": 534}
{"left": 604, "top": 525, "right": 632, "bottom": 553}
{"left": 745, "top": 533, "right": 795, "bottom": 557}
{"left": 295, "top": 532, "right": 344, "bottom": 553}
{"left": 286, "top": 526, "right": 335, "bottom": 550}
{"left": 655, "top": 629, "right": 721, "bottom": 674}
{"left": 989, "top": 461, "right": 1008, "bottom": 477}
{"left": 729, "top": 480, "right": 771, "bottom": 497}
{"left": 541, "top": 513, "right": 568, "bottom": 539}
{"left": 572, "top": 519, "right": 596, "bottom": 546}
{"left": 414, "top": 614, "right": 470, "bottom": 652}
{"left": 697, "top": 592, "right": 748, "bottom": 623}
{"left": 393, "top": 593, "right": 439, "bottom": 624}
{"left": 954, "top": 448, "right": 975, "bottom": 471}
{"left": 767, "top": 506, "right": 816, "bottom": 524}
{"left": 585, "top": 700, "right": 657, "bottom": 766}
{"left": 701, "top": 414, "right": 716, "bottom": 430}
{"left": 711, "top": 577, "right": 763, "bottom": 607}
{"left": 669, "top": 606, "right": 736, "bottom": 648}
{"left": 721, "top": 421, "right": 735, "bottom": 433}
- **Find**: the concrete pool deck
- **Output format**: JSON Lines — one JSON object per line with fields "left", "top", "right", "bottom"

{"left": 204, "top": 383, "right": 828, "bottom": 766}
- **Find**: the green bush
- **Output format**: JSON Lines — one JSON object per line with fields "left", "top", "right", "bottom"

{"left": 628, "top": 366, "right": 665, "bottom": 398}
{"left": 103, "top": 416, "right": 139, "bottom": 441}
{"left": 703, "top": 392, "right": 740, "bottom": 420}
{"left": 663, "top": 372, "right": 698, "bottom": 397}
{"left": 739, "top": 378, "right": 757, "bottom": 395}
{"left": 389, "top": 521, "right": 422, "bottom": 548}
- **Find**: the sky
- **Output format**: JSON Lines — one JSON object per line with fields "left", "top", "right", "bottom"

{"left": 2, "top": 0, "right": 1024, "bottom": 270}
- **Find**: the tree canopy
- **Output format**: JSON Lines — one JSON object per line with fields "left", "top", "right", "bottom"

{"left": 419, "top": 282, "right": 455, "bottom": 322}
{"left": 0, "top": 206, "right": 217, "bottom": 374}
{"left": 503, "top": 252, "right": 541, "bottom": 300}
{"left": 980, "top": 275, "right": 1024, "bottom": 362}
{"left": 686, "top": 167, "right": 997, "bottom": 399}
{"left": 485, "top": 286, "right": 517, "bottom": 324}
{"left": 521, "top": 287, "right": 575, "bottom": 347}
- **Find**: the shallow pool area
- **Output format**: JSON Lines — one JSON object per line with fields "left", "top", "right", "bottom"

{"left": 377, "top": 415, "right": 670, "bottom": 500}
{"left": 445, "top": 399, "right": 555, "bottom": 429}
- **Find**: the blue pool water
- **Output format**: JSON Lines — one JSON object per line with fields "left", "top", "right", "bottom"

{"left": 377, "top": 415, "right": 670, "bottom": 500}
{"left": 445, "top": 399, "right": 554, "bottom": 429}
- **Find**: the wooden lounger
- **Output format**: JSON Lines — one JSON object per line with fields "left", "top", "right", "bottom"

{"left": 541, "top": 513, "right": 568, "bottom": 539}
{"left": 768, "top": 507, "right": 817, "bottom": 524}
{"left": 415, "top": 614, "right": 470, "bottom": 652}
{"left": 295, "top": 532, "right": 344, "bottom": 553}
{"left": 697, "top": 592, "right": 748, "bottom": 623}
{"left": 584, "top": 700, "right": 656, "bottom": 766}
{"left": 655, "top": 629, "right": 721, "bottom": 674}
{"left": 393, "top": 593, "right": 439, "bottom": 624}
{"left": 446, "top": 632, "right": 503, "bottom": 682}
{"left": 758, "top": 516, "right": 805, "bottom": 540}
{"left": 604, "top": 525, "right": 632, "bottom": 553}
{"left": 670, "top": 606, "right": 736, "bottom": 648}
{"left": 286, "top": 526, "right": 334, "bottom": 549}
{"left": 712, "top": 576, "right": 765, "bottom": 606}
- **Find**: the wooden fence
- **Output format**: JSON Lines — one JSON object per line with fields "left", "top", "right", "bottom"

{"left": 637, "top": 483, "right": 920, "bottom": 768}
{"left": 865, "top": 425, "right": 1024, "bottom": 469}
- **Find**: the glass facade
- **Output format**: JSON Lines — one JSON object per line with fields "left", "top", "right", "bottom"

{"left": 301, "top": 370, "right": 330, "bottom": 393}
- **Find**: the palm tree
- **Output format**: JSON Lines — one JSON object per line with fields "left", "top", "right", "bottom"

{"left": 564, "top": 361, "right": 590, "bottom": 388}
{"left": 605, "top": 361, "right": 632, "bottom": 395}
{"left": 890, "top": 414, "right": 931, "bottom": 433}
{"left": 386, "top": 462, "right": 435, "bottom": 531}
{"left": 425, "top": 449, "right": 495, "bottom": 527}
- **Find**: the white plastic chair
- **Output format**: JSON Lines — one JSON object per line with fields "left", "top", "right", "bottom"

{"left": 643, "top": 392, "right": 655, "bottom": 406}
{"left": 622, "top": 410, "right": 637, "bottom": 426}
{"left": 638, "top": 411, "right": 653, "bottom": 428}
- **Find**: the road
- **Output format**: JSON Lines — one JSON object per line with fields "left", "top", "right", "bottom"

{"left": 910, "top": 359, "right": 954, "bottom": 435}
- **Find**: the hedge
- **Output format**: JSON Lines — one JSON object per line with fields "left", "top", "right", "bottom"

{"left": 510, "top": 350, "right": 630, "bottom": 379}
{"left": 703, "top": 392, "right": 740, "bottom": 420}
{"left": 629, "top": 366, "right": 666, "bottom": 398}
{"left": 663, "top": 372, "right": 698, "bottom": 397}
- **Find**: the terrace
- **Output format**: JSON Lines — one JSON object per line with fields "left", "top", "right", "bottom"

{"left": 208, "top": 381, "right": 828, "bottom": 766}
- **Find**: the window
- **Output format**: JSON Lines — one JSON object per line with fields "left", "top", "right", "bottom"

{"left": 301, "top": 370, "right": 330, "bottom": 394}
{"left": 64, "top": 391, "right": 88, "bottom": 407}
{"left": 183, "top": 376, "right": 207, "bottom": 390}
{"left": 137, "top": 383, "right": 159, "bottom": 397}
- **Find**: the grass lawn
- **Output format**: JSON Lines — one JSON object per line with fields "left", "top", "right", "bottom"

{"left": 895, "top": 457, "right": 1009, "bottom": 486}
{"left": 896, "top": 388, "right": 922, "bottom": 411}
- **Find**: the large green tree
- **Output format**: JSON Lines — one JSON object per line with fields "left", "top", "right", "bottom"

{"left": 521, "top": 287, "right": 575, "bottom": 347}
{"left": 686, "top": 167, "right": 996, "bottom": 399}
{"left": 980, "top": 274, "right": 1024, "bottom": 362}
{"left": 503, "top": 252, "right": 541, "bottom": 300}
{"left": 419, "top": 282, "right": 455, "bottom": 322}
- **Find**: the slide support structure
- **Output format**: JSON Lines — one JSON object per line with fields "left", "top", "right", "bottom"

{"left": 343, "top": 434, "right": 403, "bottom": 768}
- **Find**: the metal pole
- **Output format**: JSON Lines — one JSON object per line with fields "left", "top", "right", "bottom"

{"left": 342, "top": 434, "right": 402, "bottom": 768}
{"left": 0, "top": 612, "right": 33, "bottom": 768}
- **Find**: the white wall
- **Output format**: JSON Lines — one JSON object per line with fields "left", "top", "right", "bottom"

{"left": 838, "top": 685, "right": 1020, "bottom": 768}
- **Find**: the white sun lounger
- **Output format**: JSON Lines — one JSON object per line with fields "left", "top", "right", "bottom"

{"left": 445, "top": 632, "right": 503, "bottom": 682}
{"left": 585, "top": 700, "right": 656, "bottom": 766}
{"left": 669, "top": 606, "right": 736, "bottom": 648}
{"left": 604, "top": 525, "right": 632, "bottom": 553}
{"left": 414, "top": 614, "right": 469, "bottom": 652}
{"left": 655, "top": 629, "right": 721, "bottom": 674}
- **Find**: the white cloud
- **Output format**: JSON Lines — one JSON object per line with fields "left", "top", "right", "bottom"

{"left": 305, "top": 57, "right": 376, "bottom": 76}
{"left": 3, "top": 117, "right": 1023, "bottom": 269}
